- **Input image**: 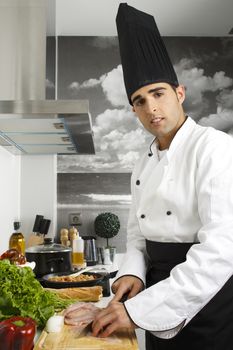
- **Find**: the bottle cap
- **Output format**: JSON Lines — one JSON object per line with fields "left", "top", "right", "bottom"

{"left": 14, "top": 221, "right": 20, "bottom": 230}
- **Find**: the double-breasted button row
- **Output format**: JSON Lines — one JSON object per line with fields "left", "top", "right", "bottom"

{"left": 140, "top": 212, "right": 172, "bottom": 219}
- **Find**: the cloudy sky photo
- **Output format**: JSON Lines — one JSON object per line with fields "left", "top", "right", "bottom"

{"left": 54, "top": 36, "right": 233, "bottom": 173}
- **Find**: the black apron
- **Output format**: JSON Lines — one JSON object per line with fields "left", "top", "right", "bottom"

{"left": 145, "top": 240, "right": 233, "bottom": 350}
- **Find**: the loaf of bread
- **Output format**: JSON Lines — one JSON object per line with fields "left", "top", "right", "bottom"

{"left": 45, "top": 286, "right": 103, "bottom": 302}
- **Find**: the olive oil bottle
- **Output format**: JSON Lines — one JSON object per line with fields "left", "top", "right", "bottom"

{"left": 9, "top": 221, "right": 25, "bottom": 255}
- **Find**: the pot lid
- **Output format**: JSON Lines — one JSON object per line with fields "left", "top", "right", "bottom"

{"left": 26, "top": 238, "right": 71, "bottom": 253}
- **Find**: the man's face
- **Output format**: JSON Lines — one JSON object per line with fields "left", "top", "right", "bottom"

{"left": 131, "top": 82, "right": 186, "bottom": 149}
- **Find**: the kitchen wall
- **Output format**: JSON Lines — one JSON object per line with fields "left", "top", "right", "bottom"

{"left": 57, "top": 173, "right": 131, "bottom": 251}
{"left": 20, "top": 155, "right": 57, "bottom": 241}
{"left": 0, "top": 150, "right": 57, "bottom": 254}
{"left": 0, "top": 146, "right": 20, "bottom": 253}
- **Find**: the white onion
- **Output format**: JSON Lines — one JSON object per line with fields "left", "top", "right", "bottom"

{"left": 46, "top": 315, "right": 64, "bottom": 333}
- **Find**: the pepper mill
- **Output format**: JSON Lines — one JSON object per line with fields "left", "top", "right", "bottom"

{"left": 69, "top": 226, "right": 78, "bottom": 249}
{"left": 60, "top": 228, "right": 69, "bottom": 246}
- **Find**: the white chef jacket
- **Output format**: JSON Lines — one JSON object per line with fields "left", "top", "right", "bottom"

{"left": 117, "top": 117, "right": 233, "bottom": 338}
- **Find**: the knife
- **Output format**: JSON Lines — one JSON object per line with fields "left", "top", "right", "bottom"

{"left": 32, "top": 215, "right": 44, "bottom": 233}
{"left": 76, "top": 322, "right": 93, "bottom": 338}
{"left": 39, "top": 219, "right": 51, "bottom": 235}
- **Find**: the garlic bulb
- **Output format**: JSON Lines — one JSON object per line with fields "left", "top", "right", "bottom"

{"left": 46, "top": 315, "right": 64, "bottom": 333}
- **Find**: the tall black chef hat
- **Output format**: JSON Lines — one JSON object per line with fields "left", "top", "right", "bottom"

{"left": 116, "top": 3, "right": 179, "bottom": 104}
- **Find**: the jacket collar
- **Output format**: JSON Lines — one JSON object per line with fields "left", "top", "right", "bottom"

{"left": 149, "top": 116, "right": 196, "bottom": 160}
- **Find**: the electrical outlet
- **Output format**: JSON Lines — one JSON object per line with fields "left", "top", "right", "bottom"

{"left": 69, "top": 213, "right": 82, "bottom": 226}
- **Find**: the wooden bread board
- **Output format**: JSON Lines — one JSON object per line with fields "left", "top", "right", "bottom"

{"left": 34, "top": 324, "right": 138, "bottom": 350}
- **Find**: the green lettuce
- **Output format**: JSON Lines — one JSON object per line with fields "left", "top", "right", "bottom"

{"left": 0, "top": 259, "right": 73, "bottom": 327}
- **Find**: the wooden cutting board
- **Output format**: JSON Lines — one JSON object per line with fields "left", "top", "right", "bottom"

{"left": 34, "top": 323, "right": 138, "bottom": 350}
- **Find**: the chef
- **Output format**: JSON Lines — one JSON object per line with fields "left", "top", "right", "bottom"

{"left": 92, "top": 3, "right": 233, "bottom": 349}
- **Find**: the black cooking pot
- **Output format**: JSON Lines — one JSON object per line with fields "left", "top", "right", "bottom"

{"left": 25, "top": 238, "right": 72, "bottom": 278}
{"left": 41, "top": 270, "right": 118, "bottom": 289}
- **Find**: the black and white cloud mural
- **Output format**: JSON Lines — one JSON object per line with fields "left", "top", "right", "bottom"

{"left": 56, "top": 36, "right": 233, "bottom": 173}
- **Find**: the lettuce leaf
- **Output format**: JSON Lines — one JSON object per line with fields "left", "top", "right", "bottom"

{"left": 0, "top": 260, "right": 73, "bottom": 327}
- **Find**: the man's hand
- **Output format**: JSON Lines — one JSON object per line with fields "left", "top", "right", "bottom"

{"left": 111, "top": 275, "right": 144, "bottom": 302}
{"left": 92, "top": 302, "right": 137, "bottom": 337}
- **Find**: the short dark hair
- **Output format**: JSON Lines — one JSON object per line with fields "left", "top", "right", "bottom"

{"left": 170, "top": 84, "right": 178, "bottom": 92}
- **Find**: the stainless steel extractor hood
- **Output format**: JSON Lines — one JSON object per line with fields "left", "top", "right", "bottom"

{"left": 0, "top": 0, "right": 95, "bottom": 155}
{"left": 0, "top": 100, "right": 95, "bottom": 155}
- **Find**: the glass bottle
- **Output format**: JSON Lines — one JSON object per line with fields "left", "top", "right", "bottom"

{"left": 9, "top": 221, "right": 25, "bottom": 255}
{"left": 72, "top": 236, "right": 84, "bottom": 266}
